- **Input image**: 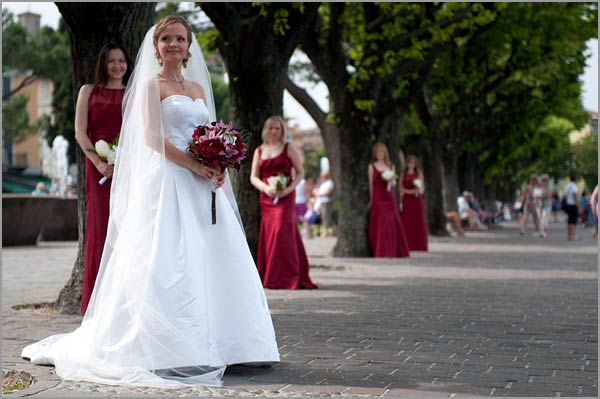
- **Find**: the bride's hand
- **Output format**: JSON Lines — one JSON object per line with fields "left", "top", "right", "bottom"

{"left": 214, "top": 171, "right": 226, "bottom": 189}
{"left": 192, "top": 161, "right": 219, "bottom": 180}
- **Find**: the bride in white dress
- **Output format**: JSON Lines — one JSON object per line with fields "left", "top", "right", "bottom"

{"left": 21, "top": 16, "right": 280, "bottom": 388}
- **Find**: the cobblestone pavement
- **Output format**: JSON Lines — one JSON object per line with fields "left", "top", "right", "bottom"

{"left": 2, "top": 221, "right": 597, "bottom": 397}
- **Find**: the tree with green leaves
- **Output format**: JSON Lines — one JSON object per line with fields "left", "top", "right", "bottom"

{"left": 2, "top": 9, "right": 69, "bottom": 101}
{"left": 468, "top": 3, "right": 594, "bottom": 202}
{"left": 3, "top": 10, "right": 75, "bottom": 166}
{"left": 407, "top": 2, "right": 596, "bottom": 219}
{"left": 199, "top": 2, "right": 320, "bottom": 258}
{"left": 296, "top": 3, "right": 497, "bottom": 253}
{"left": 571, "top": 133, "right": 598, "bottom": 192}
{"left": 2, "top": 94, "right": 36, "bottom": 162}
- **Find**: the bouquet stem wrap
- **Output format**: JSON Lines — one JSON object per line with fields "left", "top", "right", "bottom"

{"left": 211, "top": 191, "right": 217, "bottom": 224}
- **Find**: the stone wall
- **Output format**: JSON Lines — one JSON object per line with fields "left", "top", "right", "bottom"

{"left": 2, "top": 195, "right": 77, "bottom": 246}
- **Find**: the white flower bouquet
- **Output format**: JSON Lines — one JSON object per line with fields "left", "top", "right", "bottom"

{"left": 87, "top": 135, "right": 119, "bottom": 185}
{"left": 381, "top": 170, "right": 397, "bottom": 192}
{"left": 413, "top": 178, "right": 423, "bottom": 196}
{"left": 267, "top": 173, "right": 289, "bottom": 204}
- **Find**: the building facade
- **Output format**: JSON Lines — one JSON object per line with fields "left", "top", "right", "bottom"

{"left": 2, "top": 12, "right": 53, "bottom": 173}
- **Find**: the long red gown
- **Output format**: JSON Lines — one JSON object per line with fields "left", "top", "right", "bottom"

{"left": 80, "top": 86, "right": 124, "bottom": 314}
{"left": 401, "top": 172, "right": 429, "bottom": 251}
{"left": 257, "top": 144, "right": 318, "bottom": 289}
{"left": 368, "top": 165, "right": 410, "bottom": 258}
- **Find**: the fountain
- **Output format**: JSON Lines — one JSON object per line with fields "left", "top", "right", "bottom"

{"left": 50, "top": 135, "right": 69, "bottom": 197}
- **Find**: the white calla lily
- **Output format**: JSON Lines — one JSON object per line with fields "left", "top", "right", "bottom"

{"left": 95, "top": 140, "right": 111, "bottom": 159}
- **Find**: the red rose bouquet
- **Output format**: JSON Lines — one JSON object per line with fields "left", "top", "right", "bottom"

{"left": 188, "top": 121, "right": 248, "bottom": 224}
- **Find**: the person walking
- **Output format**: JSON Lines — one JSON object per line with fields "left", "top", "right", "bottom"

{"left": 564, "top": 174, "right": 580, "bottom": 240}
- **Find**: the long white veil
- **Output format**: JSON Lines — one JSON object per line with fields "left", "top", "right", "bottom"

{"left": 20, "top": 23, "right": 283, "bottom": 388}
{"left": 69, "top": 24, "right": 238, "bottom": 387}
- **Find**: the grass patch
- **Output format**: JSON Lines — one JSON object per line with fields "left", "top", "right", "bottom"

{"left": 2, "top": 369, "right": 33, "bottom": 394}
{"left": 11, "top": 301, "right": 57, "bottom": 315}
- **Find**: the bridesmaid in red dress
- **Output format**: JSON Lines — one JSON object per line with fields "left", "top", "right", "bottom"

{"left": 400, "top": 154, "right": 428, "bottom": 251}
{"left": 250, "top": 116, "right": 318, "bottom": 289}
{"left": 368, "top": 143, "right": 410, "bottom": 258}
{"left": 74, "top": 44, "right": 131, "bottom": 314}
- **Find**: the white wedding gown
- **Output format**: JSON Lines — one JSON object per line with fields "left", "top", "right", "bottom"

{"left": 22, "top": 95, "right": 280, "bottom": 388}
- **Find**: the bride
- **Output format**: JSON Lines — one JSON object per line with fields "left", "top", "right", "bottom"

{"left": 21, "top": 16, "right": 280, "bottom": 388}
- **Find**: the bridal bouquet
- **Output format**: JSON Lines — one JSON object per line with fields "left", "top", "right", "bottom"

{"left": 413, "top": 178, "right": 423, "bottom": 197}
{"left": 87, "top": 135, "right": 119, "bottom": 185}
{"left": 266, "top": 173, "right": 289, "bottom": 204}
{"left": 187, "top": 121, "right": 247, "bottom": 224}
{"left": 381, "top": 170, "right": 397, "bottom": 192}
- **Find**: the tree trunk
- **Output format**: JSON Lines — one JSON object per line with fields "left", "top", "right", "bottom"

{"left": 285, "top": 62, "right": 374, "bottom": 257}
{"left": 333, "top": 120, "right": 372, "bottom": 257}
{"left": 422, "top": 140, "right": 448, "bottom": 235}
{"left": 374, "top": 86, "right": 402, "bottom": 169}
{"left": 443, "top": 149, "right": 459, "bottom": 212}
{"left": 54, "top": 2, "right": 156, "bottom": 315}
{"left": 460, "top": 153, "right": 477, "bottom": 194}
{"left": 201, "top": 4, "right": 320, "bottom": 259}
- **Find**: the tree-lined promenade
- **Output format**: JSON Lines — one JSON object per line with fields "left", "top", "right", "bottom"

{"left": 2, "top": 3, "right": 597, "bottom": 314}
{"left": 3, "top": 223, "right": 597, "bottom": 396}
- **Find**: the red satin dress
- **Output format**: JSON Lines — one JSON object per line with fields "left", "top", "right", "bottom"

{"left": 81, "top": 86, "right": 124, "bottom": 314}
{"left": 257, "top": 143, "right": 318, "bottom": 289}
{"left": 401, "top": 172, "right": 429, "bottom": 251}
{"left": 368, "top": 165, "right": 410, "bottom": 258}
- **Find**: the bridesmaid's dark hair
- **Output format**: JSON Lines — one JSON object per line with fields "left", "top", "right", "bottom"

{"left": 93, "top": 43, "right": 132, "bottom": 87}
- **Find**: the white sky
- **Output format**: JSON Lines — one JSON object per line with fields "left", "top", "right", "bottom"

{"left": 3, "top": 2, "right": 598, "bottom": 129}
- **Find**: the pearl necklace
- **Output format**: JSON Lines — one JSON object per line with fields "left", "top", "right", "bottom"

{"left": 158, "top": 73, "right": 185, "bottom": 90}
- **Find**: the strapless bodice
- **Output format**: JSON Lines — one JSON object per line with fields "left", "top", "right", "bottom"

{"left": 161, "top": 95, "right": 209, "bottom": 150}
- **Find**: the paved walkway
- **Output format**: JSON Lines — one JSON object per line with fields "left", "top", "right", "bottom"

{"left": 2, "top": 221, "right": 597, "bottom": 397}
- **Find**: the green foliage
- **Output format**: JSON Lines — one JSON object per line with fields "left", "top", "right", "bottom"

{"left": 2, "top": 94, "right": 36, "bottom": 143}
{"left": 42, "top": 20, "right": 75, "bottom": 161}
{"left": 196, "top": 28, "right": 219, "bottom": 53}
{"left": 527, "top": 116, "right": 576, "bottom": 181}
{"left": 2, "top": 12, "right": 70, "bottom": 87}
{"left": 3, "top": 12, "right": 76, "bottom": 160}
{"left": 156, "top": 2, "right": 204, "bottom": 30}
{"left": 399, "top": 104, "right": 426, "bottom": 146}
{"left": 249, "top": 2, "right": 305, "bottom": 36}
{"left": 211, "top": 74, "right": 230, "bottom": 123}
{"left": 419, "top": 2, "right": 596, "bottom": 190}
{"left": 572, "top": 133, "right": 598, "bottom": 191}
{"left": 303, "top": 149, "right": 325, "bottom": 180}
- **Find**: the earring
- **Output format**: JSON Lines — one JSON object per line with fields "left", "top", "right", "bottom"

{"left": 182, "top": 52, "right": 191, "bottom": 68}
{"left": 155, "top": 51, "right": 163, "bottom": 66}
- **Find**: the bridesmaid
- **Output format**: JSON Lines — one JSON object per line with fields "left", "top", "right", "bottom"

{"left": 74, "top": 43, "right": 131, "bottom": 314}
{"left": 400, "top": 154, "right": 429, "bottom": 251}
{"left": 368, "top": 143, "right": 410, "bottom": 258}
{"left": 250, "top": 116, "right": 318, "bottom": 289}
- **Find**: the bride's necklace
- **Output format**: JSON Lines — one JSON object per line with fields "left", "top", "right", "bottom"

{"left": 158, "top": 73, "right": 185, "bottom": 90}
